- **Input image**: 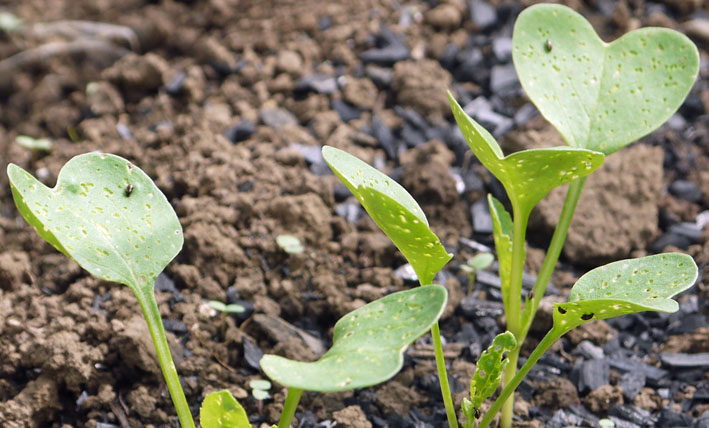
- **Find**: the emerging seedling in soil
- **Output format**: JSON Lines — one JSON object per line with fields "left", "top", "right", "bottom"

{"left": 276, "top": 234, "right": 304, "bottom": 255}
{"left": 209, "top": 299, "right": 247, "bottom": 315}
{"left": 460, "top": 252, "right": 494, "bottom": 295}
{"left": 7, "top": 153, "right": 196, "bottom": 428}
{"left": 448, "top": 4, "right": 699, "bottom": 427}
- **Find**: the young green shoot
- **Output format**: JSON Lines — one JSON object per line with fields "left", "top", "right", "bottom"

{"left": 209, "top": 300, "right": 247, "bottom": 315}
{"left": 276, "top": 234, "right": 304, "bottom": 255}
{"left": 7, "top": 154, "right": 195, "bottom": 428}
{"left": 15, "top": 135, "right": 52, "bottom": 153}
{"left": 321, "top": 145, "right": 459, "bottom": 427}
{"left": 249, "top": 379, "right": 272, "bottom": 414}
{"left": 460, "top": 252, "right": 494, "bottom": 295}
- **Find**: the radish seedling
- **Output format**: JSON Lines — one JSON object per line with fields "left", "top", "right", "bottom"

{"left": 209, "top": 299, "right": 247, "bottom": 315}
{"left": 460, "top": 252, "right": 494, "bottom": 295}
{"left": 7, "top": 153, "right": 448, "bottom": 428}
{"left": 7, "top": 153, "right": 196, "bottom": 428}
{"left": 322, "top": 142, "right": 697, "bottom": 428}
{"left": 276, "top": 234, "right": 304, "bottom": 255}
{"left": 448, "top": 4, "right": 699, "bottom": 427}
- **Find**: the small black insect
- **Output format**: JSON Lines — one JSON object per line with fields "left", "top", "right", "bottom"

{"left": 125, "top": 184, "right": 134, "bottom": 197}
{"left": 527, "top": 289, "right": 535, "bottom": 301}
{"left": 581, "top": 313, "right": 594, "bottom": 320}
{"left": 545, "top": 39, "right": 553, "bottom": 52}
{"left": 474, "top": 408, "right": 480, "bottom": 419}
{"left": 557, "top": 306, "right": 567, "bottom": 314}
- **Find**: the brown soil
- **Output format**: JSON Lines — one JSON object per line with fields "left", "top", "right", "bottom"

{"left": 0, "top": 0, "right": 707, "bottom": 427}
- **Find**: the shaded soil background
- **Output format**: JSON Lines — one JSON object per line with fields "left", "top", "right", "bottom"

{"left": 0, "top": 0, "right": 708, "bottom": 427}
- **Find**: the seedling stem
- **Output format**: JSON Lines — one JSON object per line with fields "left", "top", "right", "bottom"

{"left": 278, "top": 387, "right": 303, "bottom": 428}
{"left": 135, "top": 287, "right": 196, "bottom": 428}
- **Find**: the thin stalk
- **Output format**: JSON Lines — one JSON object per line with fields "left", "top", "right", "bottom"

{"left": 478, "top": 328, "right": 561, "bottom": 428}
{"left": 278, "top": 387, "right": 304, "bottom": 428}
{"left": 520, "top": 178, "right": 586, "bottom": 340}
{"left": 499, "top": 202, "right": 529, "bottom": 428}
{"left": 134, "top": 287, "right": 196, "bottom": 428}
{"left": 431, "top": 321, "right": 459, "bottom": 428}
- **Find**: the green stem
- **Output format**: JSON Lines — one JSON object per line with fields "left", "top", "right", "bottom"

{"left": 478, "top": 328, "right": 562, "bottom": 428}
{"left": 520, "top": 178, "right": 586, "bottom": 340}
{"left": 134, "top": 287, "right": 196, "bottom": 428}
{"left": 278, "top": 387, "right": 304, "bottom": 428}
{"left": 431, "top": 321, "right": 459, "bottom": 428}
{"left": 499, "top": 202, "right": 529, "bottom": 428}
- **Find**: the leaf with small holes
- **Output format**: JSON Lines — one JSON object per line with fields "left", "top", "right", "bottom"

{"left": 488, "top": 195, "right": 513, "bottom": 313}
{"left": 7, "top": 154, "right": 183, "bottom": 293}
{"left": 261, "top": 285, "right": 448, "bottom": 392}
{"left": 513, "top": 4, "right": 699, "bottom": 155}
{"left": 322, "top": 146, "right": 452, "bottom": 285}
{"left": 553, "top": 253, "right": 697, "bottom": 334}
{"left": 470, "top": 331, "right": 517, "bottom": 410}
{"left": 449, "top": 93, "right": 604, "bottom": 217}
{"left": 200, "top": 390, "right": 251, "bottom": 428}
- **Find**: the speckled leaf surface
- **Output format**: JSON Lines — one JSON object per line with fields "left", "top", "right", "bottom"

{"left": 553, "top": 253, "right": 697, "bottom": 333}
{"left": 7, "top": 154, "right": 182, "bottom": 293}
{"left": 470, "top": 331, "right": 516, "bottom": 409}
{"left": 261, "top": 285, "right": 448, "bottom": 392}
{"left": 513, "top": 4, "right": 699, "bottom": 154}
{"left": 488, "top": 195, "right": 513, "bottom": 312}
{"left": 323, "top": 146, "right": 451, "bottom": 284}
{"left": 449, "top": 93, "right": 604, "bottom": 216}
{"left": 200, "top": 390, "right": 250, "bottom": 428}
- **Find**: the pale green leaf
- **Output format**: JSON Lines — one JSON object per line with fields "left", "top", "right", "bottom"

{"left": 261, "top": 285, "right": 448, "bottom": 392}
{"left": 7, "top": 154, "right": 183, "bottom": 294}
{"left": 449, "top": 93, "right": 604, "bottom": 217}
{"left": 553, "top": 253, "right": 697, "bottom": 333}
{"left": 322, "top": 146, "right": 452, "bottom": 284}
{"left": 200, "top": 390, "right": 251, "bottom": 428}
{"left": 513, "top": 4, "right": 699, "bottom": 154}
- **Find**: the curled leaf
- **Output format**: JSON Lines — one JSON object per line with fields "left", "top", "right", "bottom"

{"left": 261, "top": 285, "right": 448, "bottom": 392}
{"left": 470, "top": 331, "right": 517, "bottom": 409}
{"left": 449, "top": 93, "right": 604, "bottom": 217}
{"left": 323, "top": 146, "right": 451, "bottom": 284}
{"left": 554, "top": 253, "right": 697, "bottom": 333}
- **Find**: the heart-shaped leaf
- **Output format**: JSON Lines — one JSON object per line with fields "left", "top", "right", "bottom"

{"left": 261, "top": 285, "right": 448, "bottom": 392}
{"left": 488, "top": 195, "right": 513, "bottom": 312}
{"left": 513, "top": 4, "right": 699, "bottom": 155}
{"left": 449, "top": 93, "right": 604, "bottom": 217}
{"left": 553, "top": 253, "right": 697, "bottom": 333}
{"left": 470, "top": 331, "right": 517, "bottom": 409}
{"left": 200, "top": 390, "right": 251, "bottom": 428}
{"left": 322, "top": 146, "right": 452, "bottom": 284}
{"left": 7, "top": 154, "right": 182, "bottom": 293}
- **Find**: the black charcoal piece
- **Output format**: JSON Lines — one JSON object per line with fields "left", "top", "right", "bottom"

{"left": 618, "top": 371, "right": 646, "bottom": 401}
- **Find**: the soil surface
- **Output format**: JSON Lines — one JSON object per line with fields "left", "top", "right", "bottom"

{"left": 1, "top": 0, "right": 708, "bottom": 427}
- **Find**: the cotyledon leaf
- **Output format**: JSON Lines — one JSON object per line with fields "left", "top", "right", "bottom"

{"left": 322, "top": 146, "right": 452, "bottom": 285}
{"left": 261, "top": 285, "right": 448, "bottom": 392}
{"left": 470, "top": 331, "right": 517, "bottom": 410}
{"left": 553, "top": 253, "right": 697, "bottom": 334}
{"left": 513, "top": 4, "right": 699, "bottom": 155}
{"left": 488, "top": 195, "right": 513, "bottom": 314}
{"left": 7, "top": 153, "right": 182, "bottom": 293}
{"left": 199, "top": 390, "right": 250, "bottom": 428}
{"left": 448, "top": 92, "right": 604, "bottom": 217}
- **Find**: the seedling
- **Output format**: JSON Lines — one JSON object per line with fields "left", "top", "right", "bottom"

{"left": 276, "top": 234, "right": 304, "bottom": 255}
{"left": 460, "top": 252, "right": 494, "bottom": 295}
{"left": 449, "top": 4, "right": 699, "bottom": 427}
{"left": 7, "top": 154, "right": 195, "bottom": 428}
{"left": 209, "top": 299, "right": 247, "bottom": 315}
{"left": 15, "top": 135, "right": 52, "bottom": 153}
{"left": 8, "top": 153, "right": 448, "bottom": 428}
{"left": 249, "top": 379, "right": 272, "bottom": 414}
